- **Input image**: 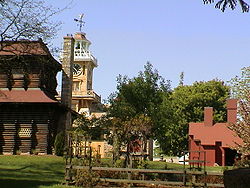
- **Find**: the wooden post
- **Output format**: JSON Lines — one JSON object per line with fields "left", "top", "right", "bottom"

{"left": 191, "top": 174, "right": 196, "bottom": 186}
{"left": 84, "top": 137, "right": 87, "bottom": 157}
{"left": 89, "top": 141, "right": 92, "bottom": 171}
{"left": 148, "top": 138, "right": 153, "bottom": 161}
{"left": 183, "top": 152, "right": 186, "bottom": 186}
{"left": 183, "top": 169, "right": 186, "bottom": 186}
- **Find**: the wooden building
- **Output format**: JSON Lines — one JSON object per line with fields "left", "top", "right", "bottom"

{"left": 0, "top": 40, "right": 66, "bottom": 155}
{"left": 189, "top": 99, "right": 242, "bottom": 166}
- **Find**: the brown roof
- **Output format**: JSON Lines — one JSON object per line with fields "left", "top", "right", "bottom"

{"left": 0, "top": 40, "right": 51, "bottom": 56}
{"left": 73, "top": 32, "right": 91, "bottom": 43}
{"left": 0, "top": 89, "right": 58, "bottom": 103}
{"left": 189, "top": 122, "right": 242, "bottom": 147}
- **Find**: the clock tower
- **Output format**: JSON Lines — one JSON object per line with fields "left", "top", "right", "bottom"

{"left": 61, "top": 32, "right": 101, "bottom": 116}
{"left": 72, "top": 32, "right": 100, "bottom": 115}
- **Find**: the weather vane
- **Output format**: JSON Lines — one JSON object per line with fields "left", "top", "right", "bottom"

{"left": 74, "top": 14, "right": 85, "bottom": 32}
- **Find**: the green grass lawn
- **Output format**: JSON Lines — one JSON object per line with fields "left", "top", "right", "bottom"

{"left": 0, "top": 155, "right": 72, "bottom": 188}
{"left": 0, "top": 155, "right": 229, "bottom": 188}
{"left": 147, "top": 160, "right": 231, "bottom": 172}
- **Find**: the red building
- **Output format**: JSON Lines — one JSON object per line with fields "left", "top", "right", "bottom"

{"left": 189, "top": 99, "right": 242, "bottom": 166}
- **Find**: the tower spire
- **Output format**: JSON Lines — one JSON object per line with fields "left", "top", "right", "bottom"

{"left": 74, "top": 13, "right": 85, "bottom": 32}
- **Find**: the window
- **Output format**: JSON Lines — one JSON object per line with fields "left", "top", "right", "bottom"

{"left": 12, "top": 69, "right": 24, "bottom": 79}
{"left": 73, "top": 82, "right": 80, "bottom": 91}
{"left": 75, "top": 42, "right": 80, "bottom": 49}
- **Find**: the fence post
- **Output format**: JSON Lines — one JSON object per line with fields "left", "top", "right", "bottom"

{"left": 183, "top": 169, "right": 186, "bottom": 186}
{"left": 192, "top": 174, "right": 196, "bottom": 187}
{"left": 183, "top": 152, "right": 186, "bottom": 186}
{"left": 89, "top": 141, "right": 92, "bottom": 171}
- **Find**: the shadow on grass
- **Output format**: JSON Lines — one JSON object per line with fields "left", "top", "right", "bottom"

{"left": 0, "top": 168, "right": 64, "bottom": 181}
{"left": 0, "top": 179, "right": 59, "bottom": 188}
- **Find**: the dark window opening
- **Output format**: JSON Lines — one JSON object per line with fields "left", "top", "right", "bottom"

{"left": 225, "top": 148, "right": 238, "bottom": 166}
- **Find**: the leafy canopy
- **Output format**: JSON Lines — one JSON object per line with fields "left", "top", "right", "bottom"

{"left": 106, "top": 62, "right": 171, "bottom": 160}
{"left": 157, "top": 80, "right": 230, "bottom": 155}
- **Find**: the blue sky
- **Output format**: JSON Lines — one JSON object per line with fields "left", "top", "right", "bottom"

{"left": 50, "top": 0, "right": 250, "bottom": 100}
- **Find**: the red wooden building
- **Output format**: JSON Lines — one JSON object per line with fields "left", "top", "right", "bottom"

{"left": 189, "top": 99, "right": 242, "bottom": 166}
{"left": 0, "top": 40, "right": 66, "bottom": 155}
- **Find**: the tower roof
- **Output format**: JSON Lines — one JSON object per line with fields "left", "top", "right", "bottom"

{"left": 73, "top": 32, "right": 91, "bottom": 44}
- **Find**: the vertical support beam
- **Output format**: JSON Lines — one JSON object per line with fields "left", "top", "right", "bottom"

{"left": 36, "top": 123, "right": 48, "bottom": 155}
{"left": 148, "top": 138, "right": 153, "bottom": 161}
{"left": 191, "top": 174, "right": 196, "bottom": 185}
{"left": 222, "top": 147, "right": 225, "bottom": 166}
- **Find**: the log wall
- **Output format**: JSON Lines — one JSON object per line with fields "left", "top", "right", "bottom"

{"left": 0, "top": 103, "right": 62, "bottom": 155}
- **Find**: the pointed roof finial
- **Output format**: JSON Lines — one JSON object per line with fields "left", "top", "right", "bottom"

{"left": 74, "top": 13, "right": 85, "bottom": 32}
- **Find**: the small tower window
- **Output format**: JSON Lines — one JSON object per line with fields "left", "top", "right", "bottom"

{"left": 81, "top": 41, "right": 85, "bottom": 49}
{"left": 73, "top": 81, "right": 80, "bottom": 91}
{"left": 75, "top": 41, "right": 80, "bottom": 49}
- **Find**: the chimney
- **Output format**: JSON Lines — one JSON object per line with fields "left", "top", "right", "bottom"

{"left": 227, "top": 99, "right": 237, "bottom": 124}
{"left": 61, "top": 35, "right": 74, "bottom": 108}
{"left": 61, "top": 35, "right": 74, "bottom": 130}
{"left": 204, "top": 107, "right": 213, "bottom": 126}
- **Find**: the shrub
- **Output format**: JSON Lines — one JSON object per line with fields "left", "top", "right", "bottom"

{"left": 75, "top": 169, "right": 100, "bottom": 187}
{"left": 54, "top": 131, "right": 65, "bottom": 156}
{"left": 234, "top": 159, "right": 250, "bottom": 168}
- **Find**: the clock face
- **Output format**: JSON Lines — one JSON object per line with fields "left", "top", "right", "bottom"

{"left": 73, "top": 63, "right": 82, "bottom": 75}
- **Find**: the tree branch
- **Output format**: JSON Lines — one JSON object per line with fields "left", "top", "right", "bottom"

{"left": 203, "top": 0, "right": 249, "bottom": 12}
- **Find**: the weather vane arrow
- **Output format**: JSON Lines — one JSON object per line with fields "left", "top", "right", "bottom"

{"left": 74, "top": 14, "right": 85, "bottom": 32}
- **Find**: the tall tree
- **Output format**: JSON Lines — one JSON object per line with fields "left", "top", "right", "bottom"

{"left": 106, "top": 62, "right": 171, "bottom": 162}
{"left": 228, "top": 67, "right": 250, "bottom": 156}
{"left": 157, "top": 80, "right": 230, "bottom": 155}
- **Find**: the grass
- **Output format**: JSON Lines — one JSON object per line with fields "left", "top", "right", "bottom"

{"left": 101, "top": 158, "right": 229, "bottom": 172}
{"left": 147, "top": 160, "right": 232, "bottom": 172}
{"left": 0, "top": 155, "right": 229, "bottom": 188}
{"left": 0, "top": 155, "right": 73, "bottom": 188}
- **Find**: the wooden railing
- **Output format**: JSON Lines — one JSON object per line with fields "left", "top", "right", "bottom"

{"left": 65, "top": 165, "right": 224, "bottom": 187}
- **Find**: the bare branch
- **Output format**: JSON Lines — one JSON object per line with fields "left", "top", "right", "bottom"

{"left": 0, "top": 0, "right": 65, "bottom": 44}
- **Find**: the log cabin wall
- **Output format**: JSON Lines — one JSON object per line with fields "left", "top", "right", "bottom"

{"left": 0, "top": 40, "right": 66, "bottom": 155}
{"left": 0, "top": 103, "right": 62, "bottom": 155}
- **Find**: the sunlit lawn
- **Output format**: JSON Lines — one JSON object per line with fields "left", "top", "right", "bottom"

{"left": 0, "top": 155, "right": 229, "bottom": 188}
{"left": 0, "top": 155, "right": 73, "bottom": 188}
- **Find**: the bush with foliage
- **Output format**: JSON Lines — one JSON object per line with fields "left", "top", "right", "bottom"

{"left": 54, "top": 131, "right": 65, "bottom": 156}
{"left": 75, "top": 169, "right": 100, "bottom": 187}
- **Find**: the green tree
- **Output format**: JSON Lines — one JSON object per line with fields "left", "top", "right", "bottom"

{"left": 157, "top": 80, "right": 230, "bottom": 156}
{"left": 204, "top": 0, "right": 249, "bottom": 12}
{"left": 106, "top": 62, "right": 171, "bottom": 163}
{"left": 228, "top": 67, "right": 250, "bottom": 156}
{"left": 72, "top": 115, "right": 104, "bottom": 141}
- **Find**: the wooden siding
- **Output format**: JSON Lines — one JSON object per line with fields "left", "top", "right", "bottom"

{"left": 0, "top": 103, "right": 63, "bottom": 155}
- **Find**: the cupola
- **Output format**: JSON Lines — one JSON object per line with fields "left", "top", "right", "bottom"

{"left": 73, "top": 32, "right": 97, "bottom": 67}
